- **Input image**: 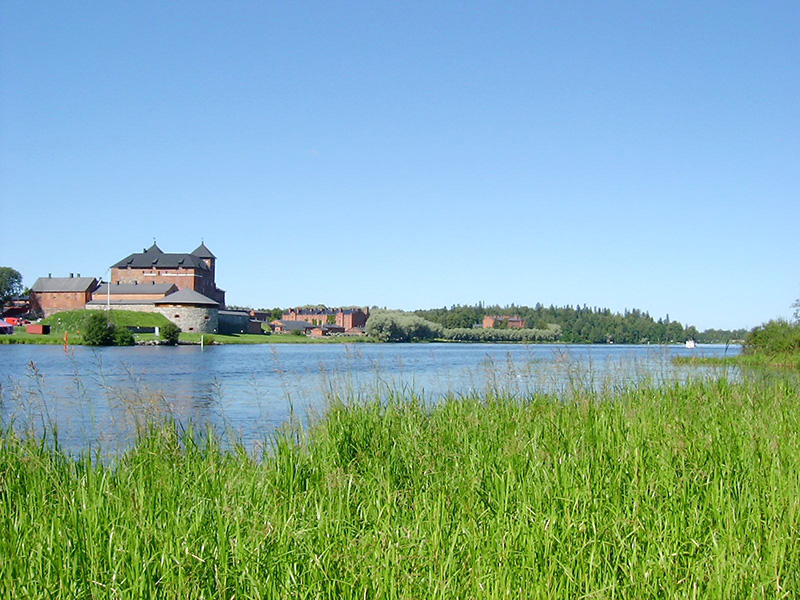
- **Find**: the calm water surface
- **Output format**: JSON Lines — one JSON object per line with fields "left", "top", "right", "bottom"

{"left": 1, "top": 342, "right": 739, "bottom": 452}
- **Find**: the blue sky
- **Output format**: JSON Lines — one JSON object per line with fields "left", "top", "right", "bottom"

{"left": 1, "top": 2, "right": 798, "bottom": 330}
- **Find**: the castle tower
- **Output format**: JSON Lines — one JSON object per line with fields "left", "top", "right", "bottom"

{"left": 191, "top": 242, "right": 216, "bottom": 283}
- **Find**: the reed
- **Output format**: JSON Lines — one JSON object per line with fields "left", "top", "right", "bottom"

{"left": 1, "top": 376, "right": 799, "bottom": 598}
{"left": 674, "top": 352, "right": 800, "bottom": 370}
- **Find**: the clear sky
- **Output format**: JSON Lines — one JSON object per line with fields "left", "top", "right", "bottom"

{"left": 1, "top": 2, "right": 798, "bottom": 330}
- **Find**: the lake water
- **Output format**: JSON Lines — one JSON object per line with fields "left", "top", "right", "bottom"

{"left": 1, "top": 342, "right": 739, "bottom": 453}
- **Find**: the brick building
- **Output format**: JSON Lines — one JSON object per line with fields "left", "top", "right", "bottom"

{"left": 482, "top": 315, "right": 526, "bottom": 329}
{"left": 90, "top": 282, "right": 178, "bottom": 306}
{"left": 30, "top": 275, "right": 99, "bottom": 317}
{"left": 111, "top": 242, "right": 225, "bottom": 307}
{"left": 282, "top": 307, "right": 369, "bottom": 331}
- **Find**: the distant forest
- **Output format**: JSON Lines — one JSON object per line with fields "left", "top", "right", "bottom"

{"left": 414, "top": 304, "right": 746, "bottom": 344}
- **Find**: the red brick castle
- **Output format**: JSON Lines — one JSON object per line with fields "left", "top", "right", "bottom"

{"left": 111, "top": 242, "right": 226, "bottom": 308}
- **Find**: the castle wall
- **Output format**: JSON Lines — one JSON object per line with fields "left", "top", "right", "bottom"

{"left": 218, "top": 311, "right": 250, "bottom": 335}
{"left": 87, "top": 303, "right": 218, "bottom": 333}
{"left": 111, "top": 266, "right": 223, "bottom": 308}
{"left": 156, "top": 305, "right": 218, "bottom": 334}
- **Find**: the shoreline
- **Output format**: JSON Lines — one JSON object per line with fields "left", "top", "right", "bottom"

{"left": 1, "top": 332, "right": 738, "bottom": 348}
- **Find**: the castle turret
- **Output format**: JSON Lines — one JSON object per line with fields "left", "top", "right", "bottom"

{"left": 191, "top": 242, "right": 216, "bottom": 279}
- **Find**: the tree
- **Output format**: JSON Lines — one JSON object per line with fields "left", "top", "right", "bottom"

{"left": 83, "top": 312, "right": 115, "bottom": 346}
{"left": 160, "top": 322, "right": 181, "bottom": 345}
{"left": 114, "top": 327, "right": 136, "bottom": 346}
{"left": 0, "top": 267, "right": 23, "bottom": 304}
{"left": 793, "top": 297, "right": 800, "bottom": 323}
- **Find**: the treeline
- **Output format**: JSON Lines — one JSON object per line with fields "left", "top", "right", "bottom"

{"left": 414, "top": 303, "right": 742, "bottom": 344}
{"left": 696, "top": 328, "right": 748, "bottom": 344}
{"left": 365, "top": 310, "right": 560, "bottom": 343}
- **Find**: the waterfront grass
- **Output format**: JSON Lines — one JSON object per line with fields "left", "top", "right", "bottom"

{"left": 2, "top": 376, "right": 800, "bottom": 598}
{"left": 675, "top": 351, "right": 800, "bottom": 370}
{"left": 182, "top": 332, "right": 377, "bottom": 344}
{"left": 0, "top": 330, "right": 374, "bottom": 345}
{"left": 0, "top": 330, "right": 84, "bottom": 344}
{"left": 0, "top": 330, "right": 375, "bottom": 345}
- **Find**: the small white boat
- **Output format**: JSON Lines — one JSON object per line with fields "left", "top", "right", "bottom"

{"left": 685, "top": 339, "right": 697, "bottom": 349}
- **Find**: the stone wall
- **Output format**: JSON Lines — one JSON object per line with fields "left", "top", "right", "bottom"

{"left": 218, "top": 311, "right": 250, "bottom": 335}
{"left": 87, "top": 302, "right": 218, "bottom": 333}
{"left": 87, "top": 303, "right": 157, "bottom": 314}
{"left": 156, "top": 305, "right": 217, "bottom": 333}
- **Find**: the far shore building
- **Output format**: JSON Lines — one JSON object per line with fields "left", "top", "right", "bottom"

{"left": 218, "top": 309, "right": 264, "bottom": 335}
{"left": 87, "top": 287, "right": 220, "bottom": 333}
{"left": 482, "top": 315, "right": 526, "bottom": 329}
{"left": 309, "top": 324, "right": 345, "bottom": 337}
{"left": 30, "top": 275, "right": 99, "bottom": 317}
{"left": 111, "top": 242, "right": 226, "bottom": 307}
{"left": 2, "top": 296, "right": 31, "bottom": 319}
{"left": 270, "top": 319, "right": 316, "bottom": 334}
{"left": 282, "top": 307, "right": 369, "bottom": 333}
{"left": 30, "top": 242, "right": 258, "bottom": 335}
{"left": 90, "top": 282, "right": 179, "bottom": 307}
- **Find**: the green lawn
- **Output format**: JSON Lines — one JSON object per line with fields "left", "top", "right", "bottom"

{"left": 0, "top": 330, "right": 85, "bottom": 344}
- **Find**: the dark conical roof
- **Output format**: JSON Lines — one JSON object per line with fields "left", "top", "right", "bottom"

{"left": 144, "top": 243, "right": 163, "bottom": 255}
{"left": 191, "top": 242, "right": 216, "bottom": 259}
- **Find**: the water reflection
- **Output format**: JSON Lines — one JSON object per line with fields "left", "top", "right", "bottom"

{"left": 1, "top": 342, "right": 741, "bottom": 453}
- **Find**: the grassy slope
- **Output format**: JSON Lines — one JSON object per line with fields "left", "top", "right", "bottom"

{"left": 41, "top": 309, "right": 171, "bottom": 332}
{"left": 1, "top": 377, "right": 799, "bottom": 598}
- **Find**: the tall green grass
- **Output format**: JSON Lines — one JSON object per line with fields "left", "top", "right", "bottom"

{"left": 675, "top": 352, "right": 800, "bottom": 370}
{"left": 1, "top": 377, "right": 799, "bottom": 598}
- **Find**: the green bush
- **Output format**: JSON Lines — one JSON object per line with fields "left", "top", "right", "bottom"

{"left": 366, "top": 311, "right": 442, "bottom": 342}
{"left": 83, "top": 312, "right": 115, "bottom": 346}
{"left": 745, "top": 319, "right": 800, "bottom": 354}
{"left": 366, "top": 310, "right": 562, "bottom": 343}
{"left": 160, "top": 322, "right": 181, "bottom": 345}
{"left": 114, "top": 327, "right": 136, "bottom": 346}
